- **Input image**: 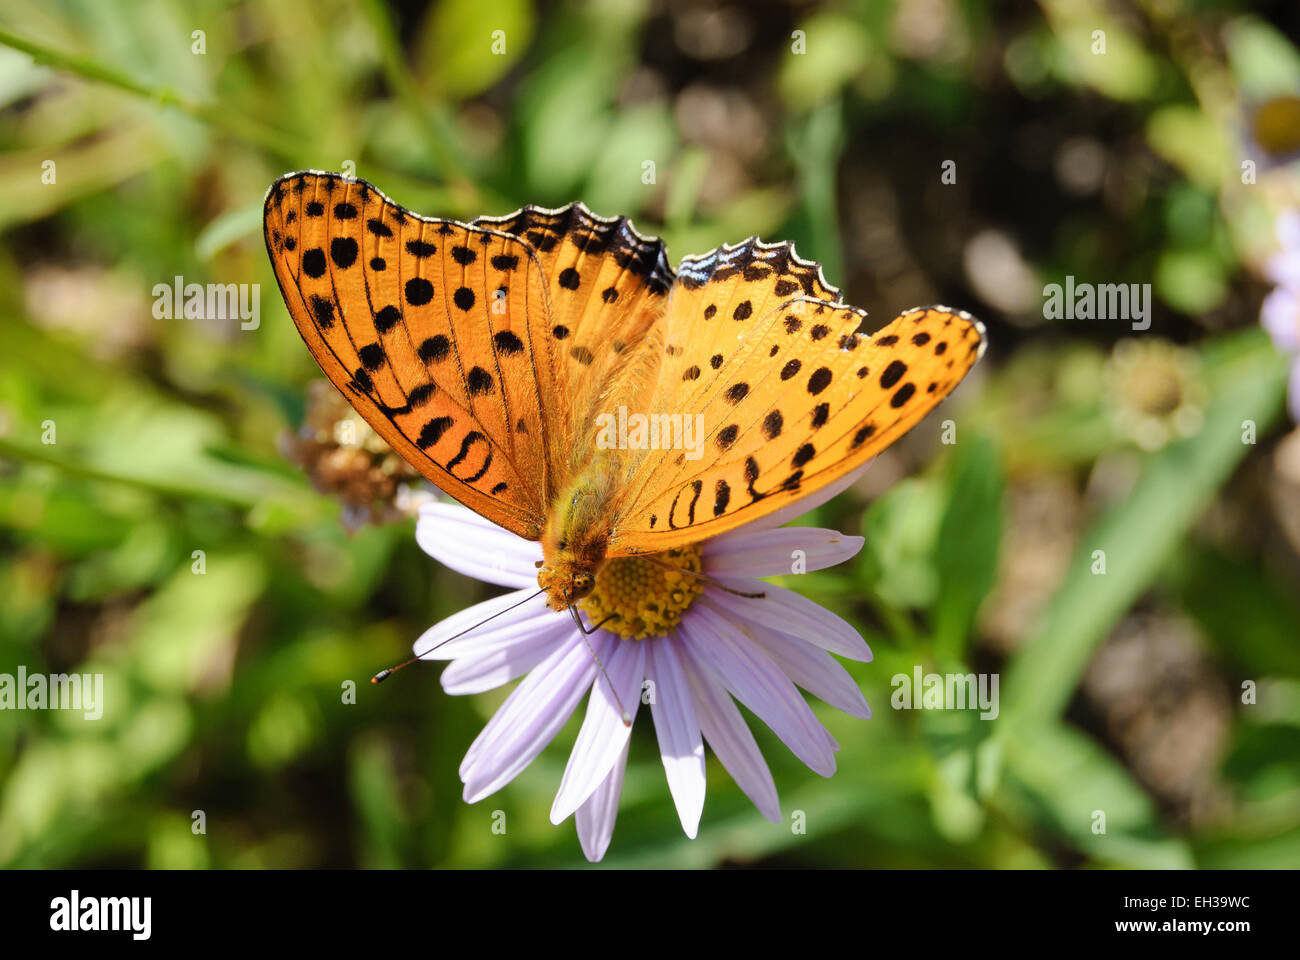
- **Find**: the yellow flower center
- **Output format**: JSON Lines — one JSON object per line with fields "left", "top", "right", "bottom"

{"left": 579, "top": 546, "right": 704, "bottom": 639}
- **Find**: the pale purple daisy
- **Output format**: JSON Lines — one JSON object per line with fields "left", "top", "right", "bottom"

{"left": 412, "top": 467, "right": 873, "bottom": 862}
{"left": 1261, "top": 209, "right": 1300, "bottom": 422}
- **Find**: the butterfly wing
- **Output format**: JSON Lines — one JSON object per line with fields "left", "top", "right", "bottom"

{"left": 470, "top": 203, "right": 675, "bottom": 488}
{"left": 267, "top": 178, "right": 985, "bottom": 551}
{"left": 264, "top": 171, "right": 558, "bottom": 539}
{"left": 606, "top": 239, "right": 985, "bottom": 552}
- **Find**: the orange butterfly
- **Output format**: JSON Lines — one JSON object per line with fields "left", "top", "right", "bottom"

{"left": 263, "top": 172, "right": 986, "bottom": 612}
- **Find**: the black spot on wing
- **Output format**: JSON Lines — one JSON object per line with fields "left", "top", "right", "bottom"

{"left": 309, "top": 295, "right": 335, "bottom": 329}
{"left": 493, "top": 330, "right": 525, "bottom": 355}
{"left": 668, "top": 480, "right": 703, "bottom": 529}
{"left": 417, "top": 417, "right": 453, "bottom": 449}
{"left": 880, "top": 360, "right": 907, "bottom": 389}
{"left": 713, "top": 480, "right": 731, "bottom": 517}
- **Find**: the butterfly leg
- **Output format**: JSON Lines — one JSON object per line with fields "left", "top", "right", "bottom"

{"left": 708, "top": 581, "right": 766, "bottom": 600}
{"left": 565, "top": 602, "right": 621, "bottom": 635}
{"left": 565, "top": 598, "right": 631, "bottom": 726}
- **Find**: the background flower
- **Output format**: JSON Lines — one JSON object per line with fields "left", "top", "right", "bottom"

{"left": 1261, "top": 209, "right": 1300, "bottom": 422}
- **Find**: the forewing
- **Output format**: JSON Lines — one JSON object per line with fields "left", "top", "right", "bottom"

{"left": 264, "top": 171, "right": 556, "bottom": 538}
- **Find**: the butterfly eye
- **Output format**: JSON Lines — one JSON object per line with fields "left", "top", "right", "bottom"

{"left": 572, "top": 573, "right": 596, "bottom": 598}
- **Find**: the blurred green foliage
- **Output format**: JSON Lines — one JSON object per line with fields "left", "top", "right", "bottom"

{"left": 1, "top": 0, "right": 1299, "bottom": 869}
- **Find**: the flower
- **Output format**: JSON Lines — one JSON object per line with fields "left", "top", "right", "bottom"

{"left": 1243, "top": 94, "right": 1300, "bottom": 171}
{"left": 1102, "top": 338, "right": 1207, "bottom": 451}
{"left": 1261, "top": 209, "right": 1300, "bottom": 423}
{"left": 280, "top": 380, "right": 429, "bottom": 529}
{"left": 412, "top": 469, "right": 873, "bottom": 862}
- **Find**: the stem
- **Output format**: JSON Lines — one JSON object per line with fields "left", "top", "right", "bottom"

{"left": 0, "top": 437, "right": 309, "bottom": 509}
{"left": 0, "top": 27, "right": 302, "bottom": 163}
{"left": 0, "top": 24, "right": 507, "bottom": 216}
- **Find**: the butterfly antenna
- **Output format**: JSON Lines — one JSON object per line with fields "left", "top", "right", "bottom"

{"left": 371, "top": 588, "right": 545, "bottom": 684}
{"left": 641, "top": 555, "right": 766, "bottom": 599}
{"left": 565, "top": 594, "right": 633, "bottom": 727}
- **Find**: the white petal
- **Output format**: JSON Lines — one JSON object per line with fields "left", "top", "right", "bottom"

{"left": 678, "top": 644, "right": 781, "bottom": 823}
{"left": 460, "top": 635, "right": 598, "bottom": 802}
{"left": 1277, "top": 210, "right": 1300, "bottom": 257}
{"left": 646, "top": 637, "right": 706, "bottom": 838}
{"left": 737, "top": 461, "right": 873, "bottom": 534}
{"left": 1261, "top": 287, "right": 1300, "bottom": 352}
{"left": 705, "top": 581, "right": 872, "bottom": 661}
{"left": 575, "top": 741, "right": 630, "bottom": 863}
{"left": 746, "top": 623, "right": 871, "bottom": 718}
{"left": 682, "top": 604, "right": 836, "bottom": 777}
{"left": 1266, "top": 254, "right": 1300, "bottom": 293}
{"left": 439, "top": 630, "right": 558, "bottom": 694}
{"left": 1290, "top": 358, "right": 1300, "bottom": 424}
{"left": 416, "top": 501, "right": 542, "bottom": 587}
{"left": 550, "top": 639, "right": 646, "bottom": 824}
{"left": 703, "top": 526, "right": 864, "bottom": 578}
{"left": 413, "top": 588, "right": 552, "bottom": 660}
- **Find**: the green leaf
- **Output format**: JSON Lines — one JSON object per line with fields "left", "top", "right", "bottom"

{"left": 580, "top": 103, "right": 676, "bottom": 216}
{"left": 1002, "top": 724, "right": 1195, "bottom": 868}
{"left": 1224, "top": 15, "right": 1300, "bottom": 100}
{"left": 1147, "top": 105, "right": 1230, "bottom": 192}
{"left": 786, "top": 99, "right": 846, "bottom": 285}
{"left": 778, "top": 13, "right": 872, "bottom": 110}
{"left": 518, "top": 47, "right": 617, "bottom": 198}
{"left": 663, "top": 146, "right": 709, "bottom": 231}
{"left": 194, "top": 201, "right": 262, "bottom": 261}
{"left": 1197, "top": 828, "right": 1300, "bottom": 870}
{"left": 130, "top": 554, "right": 266, "bottom": 693}
{"left": 861, "top": 477, "right": 945, "bottom": 610}
{"left": 349, "top": 734, "right": 408, "bottom": 869}
{"left": 921, "top": 709, "right": 991, "bottom": 842}
{"left": 1155, "top": 247, "right": 1229, "bottom": 314}
{"left": 416, "top": 0, "right": 536, "bottom": 100}
{"left": 1171, "top": 547, "right": 1300, "bottom": 676}
{"left": 1042, "top": 18, "right": 1160, "bottom": 102}
{"left": 933, "top": 435, "right": 1004, "bottom": 660}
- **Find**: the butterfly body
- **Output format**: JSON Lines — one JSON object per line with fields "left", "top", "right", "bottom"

{"left": 264, "top": 172, "right": 987, "bottom": 615}
{"left": 538, "top": 460, "right": 619, "bottom": 609}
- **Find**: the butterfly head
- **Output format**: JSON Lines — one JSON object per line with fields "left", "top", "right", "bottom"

{"left": 536, "top": 560, "right": 599, "bottom": 611}
{"left": 537, "top": 519, "right": 611, "bottom": 611}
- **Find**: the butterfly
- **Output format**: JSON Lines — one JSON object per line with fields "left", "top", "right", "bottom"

{"left": 263, "top": 171, "right": 986, "bottom": 613}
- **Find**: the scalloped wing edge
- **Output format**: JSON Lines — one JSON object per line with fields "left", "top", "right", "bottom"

{"left": 265, "top": 174, "right": 848, "bottom": 310}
